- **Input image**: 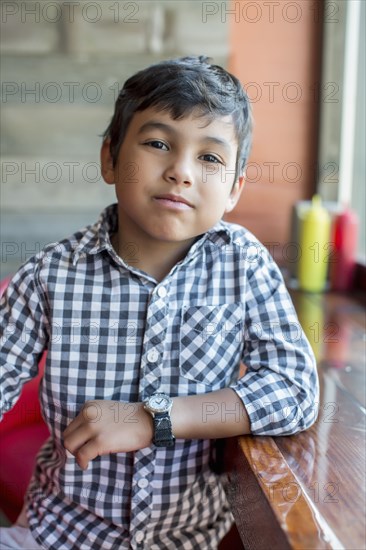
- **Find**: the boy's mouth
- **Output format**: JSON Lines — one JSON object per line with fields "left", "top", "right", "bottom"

{"left": 154, "top": 194, "right": 194, "bottom": 210}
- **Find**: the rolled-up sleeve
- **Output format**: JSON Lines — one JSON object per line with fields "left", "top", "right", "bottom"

{"left": 230, "top": 250, "right": 319, "bottom": 436}
{"left": 0, "top": 258, "right": 48, "bottom": 420}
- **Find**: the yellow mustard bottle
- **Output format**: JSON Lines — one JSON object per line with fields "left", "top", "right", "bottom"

{"left": 298, "top": 195, "right": 331, "bottom": 292}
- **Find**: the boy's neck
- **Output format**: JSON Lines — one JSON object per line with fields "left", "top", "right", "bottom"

{"left": 110, "top": 228, "right": 197, "bottom": 283}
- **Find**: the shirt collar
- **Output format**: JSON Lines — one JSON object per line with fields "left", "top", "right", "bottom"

{"left": 72, "top": 203, "right": 118, "bottom": 264}
{"left": 182, "top": 221, "right": 232, "bottom": 263}
{"left": 72, "top": 203, "right": 232, "bottom": 265}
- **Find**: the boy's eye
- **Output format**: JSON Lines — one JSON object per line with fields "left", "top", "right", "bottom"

{"left": 200, "top": 153, "right": 222, "bottom": 164}
{"left": 145, "top": 140, "right": 169, "bottom": 151}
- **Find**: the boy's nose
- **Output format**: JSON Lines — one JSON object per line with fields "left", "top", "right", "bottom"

{"left": 163, "top": 156, "right": 193, "bottom": 187}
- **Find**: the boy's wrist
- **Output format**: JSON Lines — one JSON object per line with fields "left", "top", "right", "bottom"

{"left": 170, "top": 396, "right": 192, "bottom": 439}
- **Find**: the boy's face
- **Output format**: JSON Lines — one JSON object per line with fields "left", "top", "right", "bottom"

{"left": 101, "top": 107, "right": 244, "bottom": 247}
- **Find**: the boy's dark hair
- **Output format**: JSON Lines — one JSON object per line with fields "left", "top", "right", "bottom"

{"left": 103, "top": 55, "right": 253, "bottom": 184}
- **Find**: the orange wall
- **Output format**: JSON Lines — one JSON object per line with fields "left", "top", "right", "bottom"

{"left": 225, "top": 0, "right": 323, "bottom": 257}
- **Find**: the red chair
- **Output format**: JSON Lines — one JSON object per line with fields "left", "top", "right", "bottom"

{"left": 0, "top": 276, "right": 49, "bottom": 523}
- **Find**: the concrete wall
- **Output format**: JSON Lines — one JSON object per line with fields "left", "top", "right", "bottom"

{"left": 1, "top": 0, "right": 229, "bottom": 277}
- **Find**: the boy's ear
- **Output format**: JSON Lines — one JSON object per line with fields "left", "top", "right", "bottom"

{"left": 225, "top": 175, "right": 245, "bottom": 213}
{"left": 100, "top": 139, "right": 115, "bottom": 184}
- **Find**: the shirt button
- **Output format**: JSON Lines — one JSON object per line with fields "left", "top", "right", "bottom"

{"left": 135, "top": 531, "right": 144, "bottom": 543}
{"left": 137, "top": 478, "right": 149, "bottom": 489}
{"left": 157, "top": 286, "right": 167, "bottom": 298}
{"left": 147, "top": 349, "right": 159, "bottom": 363}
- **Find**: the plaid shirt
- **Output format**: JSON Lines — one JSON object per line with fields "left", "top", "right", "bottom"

{"left": 0, "top": 203, "right": 319, "bottom": 550}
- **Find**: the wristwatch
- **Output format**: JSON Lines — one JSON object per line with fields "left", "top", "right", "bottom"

{"left": 144, "top": 393, "right": 175, "bottom": 447}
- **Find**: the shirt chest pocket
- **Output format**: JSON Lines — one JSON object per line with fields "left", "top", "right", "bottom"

{"left": 179, "top": 303, "right": 244, "bottom": 386}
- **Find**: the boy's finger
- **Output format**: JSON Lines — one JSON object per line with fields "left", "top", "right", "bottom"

{"left": 63, "top": 401, "right": 102, "bottom": 438}
{"left": 63, "top": 411, "right": 85, "bottom": 438}
{"left": 63, "top": 426, "right": 90, "bottom": 455}
{"left": 76, "top": 453, "right": 89, "bottom": 471}
{"left": 75, "top": 439, "right": 103, "bottom": 470}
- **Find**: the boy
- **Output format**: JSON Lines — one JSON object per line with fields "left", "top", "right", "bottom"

{"left": 0, "top": 56, "right": 319, "bottom": 549}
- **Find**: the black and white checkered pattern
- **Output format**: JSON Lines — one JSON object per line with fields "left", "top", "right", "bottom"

{"left": 0, "top": 203, "right": 319, "bottom": 549}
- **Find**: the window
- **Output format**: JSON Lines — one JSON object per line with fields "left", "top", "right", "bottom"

{"left": 318, "top": 0, "right": 365, "bottom": 261}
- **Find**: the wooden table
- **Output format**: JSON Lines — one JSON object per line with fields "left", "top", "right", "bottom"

{"left": 223, "top": 290, "right": 366, "bottom": 550}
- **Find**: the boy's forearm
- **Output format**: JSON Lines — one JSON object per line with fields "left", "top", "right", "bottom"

{"left": 170, "top": 388, "right": 251, "bottom": 439}
{"left": 63, "top": 390, "right": 250, "bottom": 469}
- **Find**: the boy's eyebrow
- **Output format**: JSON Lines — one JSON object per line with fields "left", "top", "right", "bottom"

{"left": 137, "top": 121, "right": 232, "bottom": 153}
{"left": 137, "top": 121, "right": 173, "bottom": 135}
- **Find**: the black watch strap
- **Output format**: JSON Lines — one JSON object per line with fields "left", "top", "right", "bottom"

{"left": 153, "top": 413, "right": 175, "bottom": 447}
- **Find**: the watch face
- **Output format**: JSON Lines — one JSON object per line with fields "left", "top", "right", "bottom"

{"left": 149, "top": 394, "right": 171, "bottom": 413}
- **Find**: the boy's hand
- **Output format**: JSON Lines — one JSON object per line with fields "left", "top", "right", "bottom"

{"left": 63, "top": 400, "right": 153, "bottom": 470}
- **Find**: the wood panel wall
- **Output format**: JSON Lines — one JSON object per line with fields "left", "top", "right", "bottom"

{"left": 225, "top": 0, "right": 323, "bottom": 261}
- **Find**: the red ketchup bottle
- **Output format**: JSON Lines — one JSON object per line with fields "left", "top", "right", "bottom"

{"left": 330, "top": 207, "right": 359, "bottom": 291}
